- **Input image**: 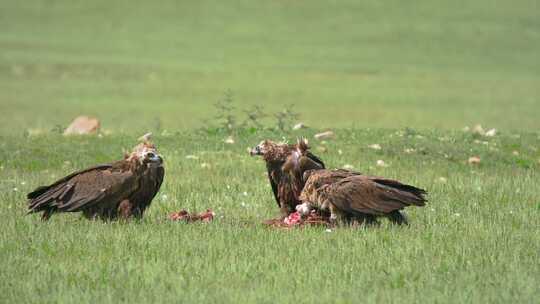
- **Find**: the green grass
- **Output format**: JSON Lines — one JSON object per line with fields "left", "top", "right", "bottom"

{"left": 1, "top": 130, "right": 539, "bottom": 303}
{"left": 1, "top": 0, "right": 539, "bottom": 133}
{"left": 1, "top": 1, "right": 540, "bottom": 303}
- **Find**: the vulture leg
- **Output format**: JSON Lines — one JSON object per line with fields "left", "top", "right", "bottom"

{"left": 279, "top": 204, "right": 293, "bottom": 219}
{"left": 350, "top": 214, "right": 379, "bottom": 227}
{"left": 386, "top": 210, "right": 408, "bottom": 225}
{"left": 349, "top": 214, "right": 380, "bottom": 227}
{"left": 117, "top": 200, "right": 133, "bottom": 219}
{"left": 329, "top": 204, "right": 347, "bottom": 226}
{"left": 41, "top": 209, "right": 54, "bottom": 221}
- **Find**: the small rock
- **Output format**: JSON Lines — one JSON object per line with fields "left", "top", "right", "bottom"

{"left": 293, "top": 123, "right": 306, "bottom": 130}
{"left": 343, "top": 164, "right": 354, "bottom": 170}
{"left": 224, "top": 136, "right": 235, "bottom": 144}
{"left": 314, "top": 131, "right": 334, "bottom": 140}
{"left": 337, "top": 149, "right": 343, "bottom": 155}
{"left": 185, "top": 155, "right": 199, "bottom": 160}
{"left": 404, "top": 148, "right": 415, "bottom": 154}
{"left": 512, "top": 150, "right": 519, "bottom": 156}
{"left": 485, "top": 129, "right": 497, "bottom": 137}
{"left": 472, "top": 124, "right": 485, "bottom": 136}
{"left": 63, "top": 116, "right": 100, "bottom": 135}
{"left": 468, "top": 156, "right": 481, "bottom": 165}
{"left": 376, "top": 160, "right": 388, "bottom": 167}
{"left": 368, "top": 144, "right": 382, "bottom": 150}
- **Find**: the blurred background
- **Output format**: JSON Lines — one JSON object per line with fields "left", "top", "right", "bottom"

{"left": 1, "top": 0, "right": 539, "bottom": 134}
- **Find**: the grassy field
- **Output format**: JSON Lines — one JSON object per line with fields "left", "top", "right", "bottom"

{"left": 1, "top": 1, "right": 539, "bottom": 303}
{"left": 1, "top": 0, "right": 539, "bottom": 133}
{"left": 1, "top": 130, "right": 539, "bottom": 303}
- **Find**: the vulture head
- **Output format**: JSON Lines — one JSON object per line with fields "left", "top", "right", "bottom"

{"left": 127, "top": 142, "right": 163, "bottom": 168}
{"left": 249, "top": 140, "right": 292, "bottom": 163}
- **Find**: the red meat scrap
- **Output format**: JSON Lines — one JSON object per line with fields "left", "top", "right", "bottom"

{"left": 263, "top": 210, "right": 330, "bottom": 228}
{"left": 169, "top": 209, "right": 215, "bottom": 222}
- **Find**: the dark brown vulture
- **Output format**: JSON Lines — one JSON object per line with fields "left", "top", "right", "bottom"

{"left": 283, "top": 144, "right": 427, "bottom": 225}
{"left": 250, "top": 138, "right": 324, "bottom": 217}
{"left": 27, "top": 141, "right": 164, "bottom": 221}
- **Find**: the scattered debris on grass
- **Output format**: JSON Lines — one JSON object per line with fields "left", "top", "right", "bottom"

{"left": 63, "top": 116, "right": 100, "bottom": 135}
{"left": 293, "top": 123, "right": 306, "bottom": 130}
{"left": 169, "top": 209, "right": 215, "bottom": 222}
{"left": 337, "top": 149, "right": 343, "bottom": 155}
{"left": 224, "top": 136, "right": 235, "bottom": 144}
{"left": 368, "top": 144, "right": 382, "bottom": 150}
{"left": 466, "top": 124, "right": 497, "bottom": 137}
{"left": 437, "top": 177, "right": 448, "bottom": 183}
{"left": 468, "top": 156, "right": 481, "bottom": 165}
{"left": 474, "top": 139, "right": 489, "bottom": 145}
{"left": 472, "top": 124, "right": 485, "bottom": 136}
{"left": 185, "top": 155, "right": 199, "bottom": 160}
{"left": 404, "top": 148, "right": 415, "bottom": 154}
{"left": 512, "top": 150, "right": 520, "bottom": 156}
{"left": 343, "top": 164, "right": 354, "bottom": 170}
{"left": 376, "top": 160, "right": 388, "bottom": 167}
{"left": 314, "top": 131, "right": 334, "bottom": 140}
{"left": 200, "top": 163, "right": 211, "bottom": 169}
{"left": 485, "top": 128, "right": 497, "bottom": 137}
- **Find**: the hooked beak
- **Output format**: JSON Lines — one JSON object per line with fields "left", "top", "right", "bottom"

{"left": 250, "top": 146, "right": 263, "bottom": 156}
{"left": 148, "top": 154, "right": 163, "bottom": 166}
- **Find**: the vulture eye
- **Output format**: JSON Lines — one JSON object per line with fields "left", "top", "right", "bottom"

{"left": 146, "top": 152, "right": 156, "bottom": 159}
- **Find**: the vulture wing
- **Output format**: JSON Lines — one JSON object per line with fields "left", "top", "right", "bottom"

{"left": 266, "top": 164, "right": 281, "bottom": 208}
{"left": 302, "top": 169, "right": 361, "bottom": 186}
{"left": 306, "top": 152, "right": 325, "bottom": 169}
{"left": 28, "top": 164, "right": 139, "bottom": 216}
{"left": 326, "top": 175, "right": 427, "bottom": 216}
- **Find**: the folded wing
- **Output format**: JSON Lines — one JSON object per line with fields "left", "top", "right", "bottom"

{"left": 27, "top": 164, "right": 138, "bottom": 217}
{"left": 326, "top": 175, "right": 427, "bottom": 216}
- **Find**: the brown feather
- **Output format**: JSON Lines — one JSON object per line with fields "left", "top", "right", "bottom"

{"left": 299, "top": 170, "right": 427, "bottom": 224}
{"left": 27, "top": 143, "right": 164, "bottom": 221}
{"left": 251, "top": 139, "right": 324, "bottom": 217}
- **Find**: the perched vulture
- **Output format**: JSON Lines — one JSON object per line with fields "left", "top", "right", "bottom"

{"left": 284, "top": 144, "right": 427, "bottom": 225}
{"left": 27, "top": 141, "right": 164, "bottom": 221}
{"left": 250, "top": 139, "right": 324, "bottom": 217}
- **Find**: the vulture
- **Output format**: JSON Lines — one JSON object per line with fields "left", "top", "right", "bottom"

{"left": 250, "top": 139, "right": 325, "bottom": 217}
{"left": 27, "top": 141, "right": 164, "bottom": 221}
{"left": 283, "top": 144, "right": 427, "bottom": 225}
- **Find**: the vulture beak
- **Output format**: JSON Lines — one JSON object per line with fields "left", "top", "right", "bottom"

{"left": 146, "top": 152, "right": 164, "bottom": 166}
{"left": 249, "top": 145, "right": 263, "bottom": 156}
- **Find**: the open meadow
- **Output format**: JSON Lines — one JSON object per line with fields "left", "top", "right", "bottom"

{"left": 1, "top": 1, "right": 539, "bottom": 303}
